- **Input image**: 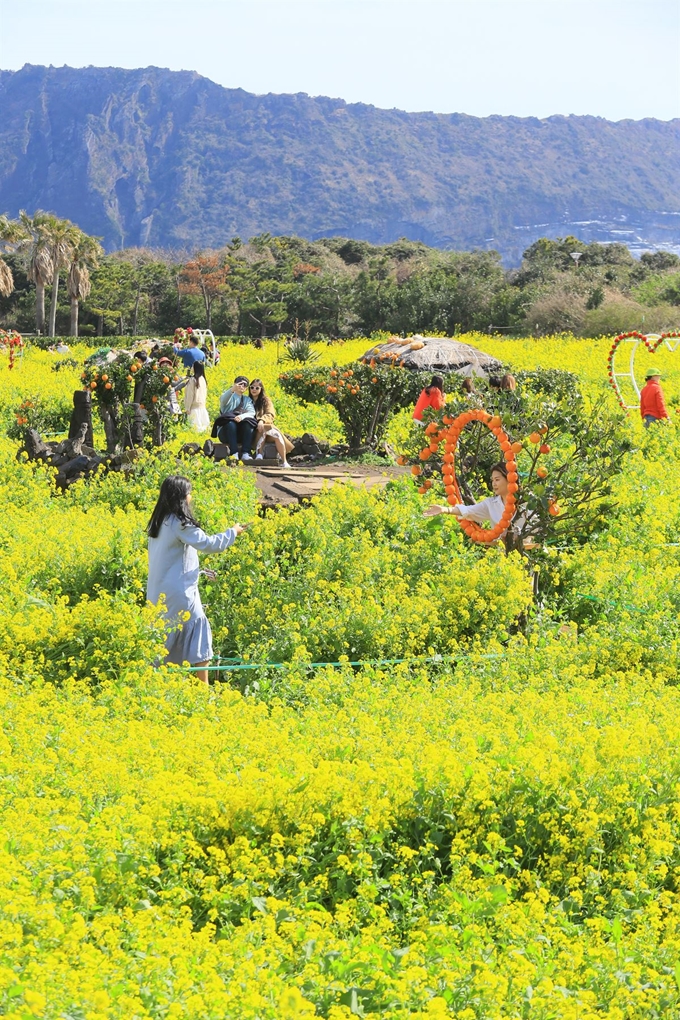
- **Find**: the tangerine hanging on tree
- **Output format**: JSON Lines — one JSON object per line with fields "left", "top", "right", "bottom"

{"left": 419, "top": 408, "right": 519, "bottom": 545}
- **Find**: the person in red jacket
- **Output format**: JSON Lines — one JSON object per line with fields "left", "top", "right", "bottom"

{"left": 413, "top": 375, "right": 445, "bottom": 423}
{"left": 639, "top": 368, "right": 669, "bottom": 426}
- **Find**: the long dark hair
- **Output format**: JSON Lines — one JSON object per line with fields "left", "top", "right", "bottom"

{"left": 146, "top": 475, "right": 199, "bottom": 538}
{"left": 426, "top": 375, "right": 444, "bottom": 395}
{"left": 193, "top": 361, "right": 206, "bottom": 383}
{"left": 249, "top": 377, "right": 268, "bottom": 416}
{"left": 490, "top": 461, "right": 508, "bottom": 480}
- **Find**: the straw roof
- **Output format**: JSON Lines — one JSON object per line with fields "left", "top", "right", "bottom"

{"left": 360, "top": 335, "right": 503, "bottom": 376}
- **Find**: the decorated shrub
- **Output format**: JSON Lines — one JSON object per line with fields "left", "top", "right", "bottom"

{"left": 404, "top": 370, "right": 632, "bottom": 553}
{"left": 0, "top": 328, "right": 24, "bottom": 369}
{"left": 279, "top": 360, "right": 434, "bottom": 450}
{"left": 134, "top": 359, "right": 182, "bottom": 446}
{"left": 8, "top": 393, "right": 72, "bottom": 441}
{"left": 81, "top": 353, "right": 183, "bottom": 450}
{"left": 81, "top": 352, "right": 136, "bottom": 451}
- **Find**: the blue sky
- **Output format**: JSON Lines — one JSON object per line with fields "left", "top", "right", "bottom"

{"left": 1, "top": 0, "right": 678, "bottom": 120}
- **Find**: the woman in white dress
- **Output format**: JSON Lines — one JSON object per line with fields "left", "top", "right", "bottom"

{"left": 147, "top": 475, "right": 247, "bottom": 683}
{"left": 424, "top": 461, "right": 534, "bottom": 547}
{"left": 184, "top": 362, "right": 210, "bottom": 432}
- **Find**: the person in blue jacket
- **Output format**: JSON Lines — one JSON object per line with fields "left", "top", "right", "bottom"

{"left": 147, "top": 475, "right": 247, "bottom": 683}
{"left": 214, "top": 375, "right": 257, "bottom": 459}
{"left": 175, "top": 335, "right": 206, "bottom": 370}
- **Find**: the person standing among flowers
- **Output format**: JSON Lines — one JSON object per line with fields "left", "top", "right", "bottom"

{"left": 639, "top": 368, "right": 669, "bottom": 426}
{"left": 147, "top": 475, "right": 247, "bottom": 683}
{"left": 184, "top": 362, "right": 210, "bottom": 432}
{"left": 175, "top": 333, "right": 206, "bottom": 371}
{"left": 413, "top": 375, "right": 445, "bottom": 424}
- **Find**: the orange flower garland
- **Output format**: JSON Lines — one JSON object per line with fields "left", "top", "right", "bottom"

{"left": 420, "top": 408, "right": 519, "bottom": 545}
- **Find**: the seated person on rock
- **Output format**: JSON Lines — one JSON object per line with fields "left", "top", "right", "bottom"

{"left": 249, "top": 378, "right": 293, "bottom": 468}
{"left": 214, "top": 376, "right": 257, "bottom": 460}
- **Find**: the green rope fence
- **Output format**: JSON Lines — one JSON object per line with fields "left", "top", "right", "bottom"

{"left": 174, "top": 591, "right": 657, "bottom": 674}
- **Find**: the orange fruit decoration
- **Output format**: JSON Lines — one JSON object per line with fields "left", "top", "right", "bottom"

{"left": 425, "top": 422, "right": 438, "bottom": 435}
{"left": 540, "top": 444, "right": 551, "bottom": 454}
{"left": 529, "top": 432, "right": 541, "bottom": 444}
{"left": 419, "top": 448, "right": 432, "bottom": 461}
{"left": 418, "top": 485, "right": 427, "bottom": 494}
{"left": 434, "top": 407, "right": 519, "bottom": 545}
{"left": 548, "top": 500, "right": 560, "bottom": 516}
{"left": 537, "top": 466, "right": 547, "bottom": 479}
{"left": 411, "top": 465, "right": 422, "bottom": 476}
{"left": 105, "top": 382, "right": 112, "bottom": 390}
{"left": 396, "top": 455, "right": 407, "bottom": 466}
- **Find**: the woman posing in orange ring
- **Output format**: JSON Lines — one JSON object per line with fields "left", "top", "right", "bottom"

{"left": 423, "top": 461, "right": 536, "bottom": 548}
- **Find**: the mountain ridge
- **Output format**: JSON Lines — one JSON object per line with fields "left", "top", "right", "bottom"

{"left": 0, "top": 64, "right": 678, "bottom": 263}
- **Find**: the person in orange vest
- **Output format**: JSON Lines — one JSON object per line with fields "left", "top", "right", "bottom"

{"left": 413, "top": 375, "right": 445, "bottom": 423}
{"left": 639, "top": 368, "right": 669, "bottom": 427}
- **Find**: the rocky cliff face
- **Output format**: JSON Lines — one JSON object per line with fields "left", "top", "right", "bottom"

{"left": 1, "top": 64, "right": 678, "bottom": 262}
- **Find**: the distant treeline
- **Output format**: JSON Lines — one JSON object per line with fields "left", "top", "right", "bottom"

{"left": 1, "top": 216, "right": 679, "bottom": 338}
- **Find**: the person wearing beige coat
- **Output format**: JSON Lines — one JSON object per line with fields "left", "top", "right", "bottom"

{"left": 248, "top": 379, "right": 294, "bottom": 467}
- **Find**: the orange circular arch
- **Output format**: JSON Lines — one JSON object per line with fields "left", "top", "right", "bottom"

{"left": 429, "top": 408, "right": 519, "bottom": 544}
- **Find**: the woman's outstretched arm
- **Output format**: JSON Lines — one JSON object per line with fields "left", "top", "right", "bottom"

{"left": 171, "top": 519, "right": 246, "bottom": 552}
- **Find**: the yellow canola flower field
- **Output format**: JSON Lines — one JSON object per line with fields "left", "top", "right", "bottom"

{"left": 0, "top": 333, "right": 679, "bottom": 1018}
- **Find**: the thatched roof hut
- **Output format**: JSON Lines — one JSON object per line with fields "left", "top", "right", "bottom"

{"left": 360, "top": 335, "right": 503, "bottom": 376}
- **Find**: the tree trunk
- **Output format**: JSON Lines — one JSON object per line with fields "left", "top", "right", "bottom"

{"left": 48, "top": 267, "right": 60, "bottom": 338}
{"left": 97, "top": 313, "right": 103, "bottom": 337}
{"left": 123, "top": 403, "right": 144, "bottom": 449}
{"left": 99, "top": 404, "right": 119, "bottom": 453}
{"left": 70, "top": 296, "right": 79, "bottom": 337}
{"left": 36, "top": 282, "right": 45, "bottom": 334}
{"left": 151, "top": 411, "right": 163, "bottom": 447}
{"left": 132, "top": 284, "right": 141, "bottom": 334}
{"left": 206, "top": 299, "right": 212, "bottom": 330}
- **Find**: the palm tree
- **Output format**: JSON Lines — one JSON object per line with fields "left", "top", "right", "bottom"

{"left": 67, "top": 233, "right": 103, "bottom": 336}
{"left": 0, "top": 214, "right": 22, "bottom": 301}
{"left": 16, "top": 211, "right": 56, "bottom": 334}
{"left": 0, "top": 258, "right": 13, "bottom": 299}
{"left": 41, "top": 214, "right": 79, "bottom": 338}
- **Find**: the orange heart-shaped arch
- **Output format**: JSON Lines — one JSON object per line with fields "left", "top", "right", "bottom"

{"left": 607, "top": 330, "right": 680, "bottom": 411}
